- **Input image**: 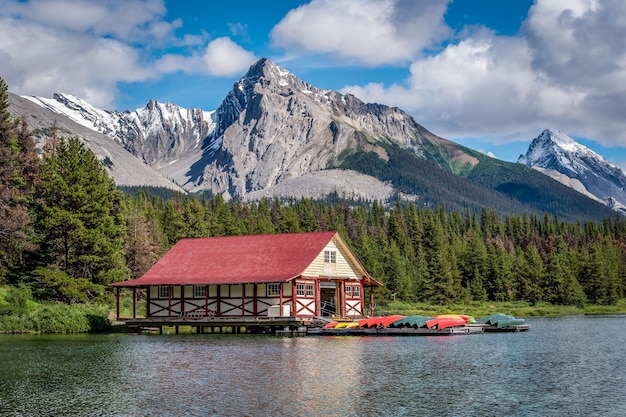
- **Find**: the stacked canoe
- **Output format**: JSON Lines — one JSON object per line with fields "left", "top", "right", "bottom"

{"left": 475, "top": 313, "right": 529, "bottom": 331}
{"left": 312, "top": 313, "right": 529, "bottom": 336}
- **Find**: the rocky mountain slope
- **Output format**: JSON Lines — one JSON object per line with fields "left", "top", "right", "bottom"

{"left": 10, "top": 58, "right": 618, "bottom": 221}
{"left": 518, "top": 129, "right": 626, "bottom": 214}
{"left": 197, "top": 58, "right": 477, "bottom": 199}
{"left": 24, "top": 93, "right": 216, "bottom": 171}
{"left": 8, "top": 93, "right": 185, "bottom": 192}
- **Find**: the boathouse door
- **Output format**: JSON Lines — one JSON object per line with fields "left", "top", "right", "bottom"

{"left": 319, "top": 282, "right": 337, "bottom": 316}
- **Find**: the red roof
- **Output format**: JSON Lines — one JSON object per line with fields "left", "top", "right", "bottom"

{"left": 111, "top": 231, "right": 348, "bottom": 287}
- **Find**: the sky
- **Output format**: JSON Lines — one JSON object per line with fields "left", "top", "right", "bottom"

{"left": 2, "top": 0, "right": 626, "bottom": 168}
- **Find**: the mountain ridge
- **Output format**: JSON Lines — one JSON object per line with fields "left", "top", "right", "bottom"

{"left": 8, "top": 92, "right": 186, "bottom": 192}
{"left": 518, "top": 128, "right": 626, "bottom": 214}
{"left": 9, "top": 58, "right": 619, "bottom": 222}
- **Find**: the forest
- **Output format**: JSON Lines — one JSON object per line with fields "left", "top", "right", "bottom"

{"left": 1, "top": 77, "right": 625, "bottom": 320}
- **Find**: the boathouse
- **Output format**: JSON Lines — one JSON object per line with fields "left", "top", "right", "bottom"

{"left": 110, "top": 231, "right": 381, "bottom": 321}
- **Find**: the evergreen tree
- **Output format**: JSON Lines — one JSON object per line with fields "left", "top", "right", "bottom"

{"left": 515, "top": 245, "right": 544, "bottom": 303}
{"left": 33, "top": 137, "right": 128, "bottom": 299}
{"left": 123, "top": 198, "right": 164, "bottom": 279}
{"left": 0, "top": 79, "right": 39, "bottom": 282}
{"left": 420, "top": 211, "right": 460, "bottom": 304}
{"left": 580, "top": 241, "right": 622, "bottom": 305}
{"left": 250, "top": 199, "right": 275, "bottom": 234}
{"left": 543, "top": 241, "right": 586, "bottom": 305}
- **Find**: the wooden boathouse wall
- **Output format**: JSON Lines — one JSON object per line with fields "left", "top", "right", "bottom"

{"left": 111, "top": 232, "right": 381, "bottom": 322}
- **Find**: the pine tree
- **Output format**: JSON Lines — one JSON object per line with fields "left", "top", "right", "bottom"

{"left": 123, "top": 198, "right": 164, "bottom": 279}
{"left": 515, "top": 245, "right": 543, "bottom": 303}
{"left": 33, "top": 137, "right": 128, "bottom": 299}
{"left": 420, "top": 211, "right": 460, "bottom": 304}
{"left": 0, "top": 78, "right": 39, "bottom": 281}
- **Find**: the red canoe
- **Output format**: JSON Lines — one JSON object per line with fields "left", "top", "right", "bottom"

{"left": 426, "top": 317, "right": 467, "bottom": 329}
{"left": 358, "top": 315, "right": 405, "bottom": 328}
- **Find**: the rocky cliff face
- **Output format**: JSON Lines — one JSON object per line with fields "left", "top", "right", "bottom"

{"left": 193, "top": 58, "right": 464, "bottom": 198}
{"left": 25, "top": 93, "right": 216, "bottom": 169}
{"left": 9, "top": 93, "right": 185, "bottom": 191}
{"left": 113, "top": 100, "right": 215, "bottom": 169}
{"left": 518, "top": 129, "right": 626, "bottom": 212}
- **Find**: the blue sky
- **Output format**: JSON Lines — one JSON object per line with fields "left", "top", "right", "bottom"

{"left": 2, "top": 0, "right": 626, "bottom": 168}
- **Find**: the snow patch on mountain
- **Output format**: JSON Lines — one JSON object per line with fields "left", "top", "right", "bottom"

{"left": 518, "top": 129, "right": 626, "bottom": 213}
{"left": 23, "top": 93, "right": 217, "bottom": 187}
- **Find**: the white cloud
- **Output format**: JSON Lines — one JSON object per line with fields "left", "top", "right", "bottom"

{"left": 0, "top": 15, "right": 155, "bottom": 108}
{"left": 341, "top": 0, "right": 626, "bottom": 147}
{"left": 3, "top": 0, "right": 174, "bottom": 42}
{"left": 202, "top": 37, "right": 257, "bottom": 77}
{"left": 0, "top": 0, "right": 246, "bottom": 108}
{"left": 0, "top": 0, "right": 184, "bottom": 107}
{"left": 270, "top": 0, "right": 451, "bottom": 65}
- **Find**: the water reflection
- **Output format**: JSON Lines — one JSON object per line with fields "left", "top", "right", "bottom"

{"left": 1, "top": 315, "right": 625, "bottom": 416}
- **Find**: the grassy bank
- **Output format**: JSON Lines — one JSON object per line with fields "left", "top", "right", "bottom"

{"left": 377, "top": 299, "right": 626, "bottom": 318}
{"left": 0, "top": 286, "right": 112, "bottom": 333}
{"left": 2, "top": 286, "right": 625, "bottom": 333}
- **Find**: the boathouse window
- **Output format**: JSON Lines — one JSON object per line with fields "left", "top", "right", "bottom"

{"left": 345, "top": 285, "right": 360, "bottom": 298}
{"left": 296, "top": 283, "right": 305, "bottom": 296}
{"left": 324, "top": 250, "right": 336, "bottom": 264}
{"left": 306, "top": 283, "right": 314, "bottom": 297}
{"left": 267, "top": 283, "right": 280, "bottom": 296}
{"left": 158, "top": 286, "right": 170, "bottom": 299}
{"left": 193, "top": 285, "right": 206, "bottom": 298}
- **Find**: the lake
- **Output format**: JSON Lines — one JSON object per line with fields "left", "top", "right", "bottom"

{"left": 1, "top": 315, "right": 625, "bottom": 416}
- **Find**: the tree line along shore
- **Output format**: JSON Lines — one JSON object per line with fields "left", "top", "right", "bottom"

{"left": 2, "top": 77, "right": 626, "bottom": 333}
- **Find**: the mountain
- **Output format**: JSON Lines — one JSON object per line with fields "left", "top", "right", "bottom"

{"left": 10, "top": 58, "right": 618, "bottom": 222}
{"left": 518, "top": 129, "right": 626, "bottom": 214}
{"left": 7, "top": 93, "right": 185, "bottom": 192}
{"left": 23, "top": 93, "right": 216, "bottom": 173}
{"left": 189, "top": 58, "right": 486, "bottom": 200}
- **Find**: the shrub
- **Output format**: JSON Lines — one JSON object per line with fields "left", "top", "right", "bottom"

{"left": 29, "top": 303, "right": 111, "bottom": 333}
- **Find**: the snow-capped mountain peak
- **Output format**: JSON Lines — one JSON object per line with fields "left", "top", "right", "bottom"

{"left": 23, "top": 93, "right": 216, "bottom": 170}
{"left": 517, "top": 128, "right": 611, "bottom": 172}
{"left": 24, "top": 93, "right": 119, "bottom": 134}
{"left": 518, "top": 128, "right": 626, "bottom": 213}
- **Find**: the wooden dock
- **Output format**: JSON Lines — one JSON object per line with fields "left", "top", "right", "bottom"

{"left": 116, "top": 317, "right": 530, "bottom": 336}
{"left": 307, "top": 325, "right": 486, "bottom": 336}
{"left": 120, "top": 316, "right": 316, "bottom": 334}
{"left": 307, "top": 323, "right": 531, "bottom": 336}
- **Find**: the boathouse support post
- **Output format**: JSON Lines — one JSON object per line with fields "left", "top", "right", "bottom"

{"left": 132, "top": 288, "right": 137, "bottom": 319}
{"left": 115, "top": 288, "right": 120, "bottom": 320}
{"left": 253, "top": 284, "right": 258, "bottom": 316}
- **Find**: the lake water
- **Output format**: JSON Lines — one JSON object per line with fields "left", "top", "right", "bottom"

{"left": 1, "top": 315, "right": 625, "bottom": 416}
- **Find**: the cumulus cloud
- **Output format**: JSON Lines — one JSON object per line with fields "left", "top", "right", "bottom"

{"left": 341, "top": 0, "right": 626, "bottom": 146}
{"left": 0, "top": 0, "right": 181, "bottom": 107}
{"left": 0, "top": 14, "right": 156, "bottom": 108}
{"left": 154, "top": 37, "right": 257, "bottom": 78}
{"left": 202, "top": 37, "right": 257, "bottom": 77}
{"left": 271, "top": 0, "right": 451, "bottom": 65}
{"left": 3, "top": 0, "right": 176, "bottom": 43}
{"left": 0, "top": 0, "right": 252, "bottom": 108}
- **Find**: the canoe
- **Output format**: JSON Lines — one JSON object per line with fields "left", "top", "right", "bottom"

{"left": 426, "top": 317, "right": 467, "bottom": 329}
{"left": 334, "top": 322, "right": 350, "bottom": 329}
{"left": 496, "top": 318, "right": 525, "bottom": 328}
{"left": 391, "top": 315, "right": 432, "bottom": 328}
{"left": 322, "top": 322, "right": 338, "bottom": 329}
{"left": 477, "top": 313, "right": 525, "bottom": 328}
{"left": 477, "top": 313, "right": 511, "bottom": 325}
{"left": 345, "top": 322, "right": 360, "bottom": 329}
{"left": 434, "top": 314, "right": 476, "bottom": 324}
{"left": 358, "top": 317, "right": 377, "bottom": 328}
{"left": 359, "top": 315, "right": 405, "bottom": 328}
